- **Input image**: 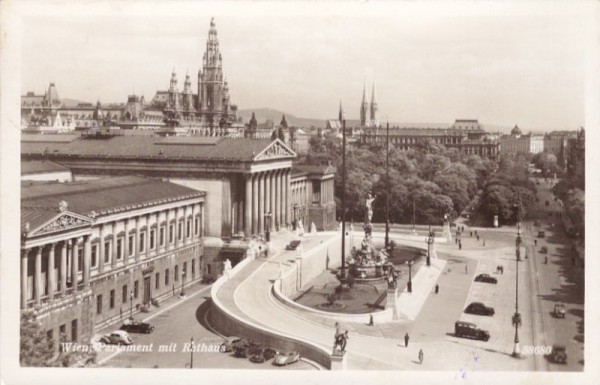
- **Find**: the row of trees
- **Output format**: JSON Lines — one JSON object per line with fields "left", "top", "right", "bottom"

{"left": 305, "top": 134, "right": 496, "bottom": 225}
{"left": 553, "top": 176, "right": 585, "bottom": 240}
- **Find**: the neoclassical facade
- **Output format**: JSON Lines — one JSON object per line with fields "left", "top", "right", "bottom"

{"left": 21, "top": 177, "right": 205, "bottom": 345}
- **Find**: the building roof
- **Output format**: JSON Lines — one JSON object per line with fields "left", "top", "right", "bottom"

{"left": 21, "top": 160, "right": 70, "bottom": 175}
{"left": 21, "top": 135, "right": 292, "bottom": 162}
{"left": 293, "top": 164, "right": 336, "bottom": 175}
{"left": 21, "top": 176, "right": 205, "bottom": 232}
{"left": 365, "top": 127, "right": 466, "bottom": 137}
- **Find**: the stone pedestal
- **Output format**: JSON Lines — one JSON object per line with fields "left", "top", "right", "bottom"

{"left": 427, "top": 240, "right": 437, "bottom": 260}
{"left": 330, "top": 350, "right": 347, "bottom": 370}
{"left": 444, "top": 221, "right": 452, "bottom": 242}
{"left": 493, "top": 215, "right": 499, "bottom": 228}
{"left": 385, "top": 287, "right": 399, "bottom": 320}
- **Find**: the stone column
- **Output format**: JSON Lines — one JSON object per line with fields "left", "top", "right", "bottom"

{"left": 252, "top": 174, "right": 258, "bottom": 235}
{"left": 145, "top": 215, "right": 151, "bottom": 255}
{"left": 111, "top": 222, "right": 117, "bottom": 268}
{"left": 280, "top": 170, "right": 285, "bottom": 227}
{"left": 60, "top": 241, "right": 67, "bottom": 297}
{"left": 99, "top": 225, "right": 105, "bottom": 273}
{"left": 265, "top": 171, "right": 271, "bottom": 231}
{"left": 270, "top": 171, "right": 276, "bottom": 230}
{"left": 244, "top": 175, "right": 252, "bottom": 237}
{"left": 183, "top": 207, "right": 188, "bottom": 246}
{"left": 285, "top": 170, "right": 290, "bottom": 227}
{"left": 21, "top": 249, "right": 28, "bottom": 309}
{"left": 258, "top": 173, "right": 264, "bottom": 234}
{"left": 35, "top": 246, "right": 42, "bottom": 305}
{"left": 48, "top": 243, "right": 56, "bottom": 300}
{"left": 165, "top": 209, "right": 170, "bottom": 251}
{"left": 135, "top": 216, "right": 140, "bottom": 262}
{"left": 124, "top": 219, "right": 130, "bottom": 265}
{"left": 83, "top": 236, "right": 91, "bottom": 288}
{"left": 72, "top": 238, "right": 80, "bottom": 292}
{"left": 274, "top": 170, "right": 281, "bottom": 229}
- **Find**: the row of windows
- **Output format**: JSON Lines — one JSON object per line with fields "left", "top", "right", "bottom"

{"left": 47, "top": 319, "right": 78, "bottom": 344}
{"left": 96, "top": 259, "right": 198, "bottom": 315}
{"left": 88, "top": 217, "right": 200, "bottom": 269}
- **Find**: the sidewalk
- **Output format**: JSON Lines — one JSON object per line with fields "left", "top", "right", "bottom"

{"left": 395, "top": 258, "right": 446, "bottom": 321}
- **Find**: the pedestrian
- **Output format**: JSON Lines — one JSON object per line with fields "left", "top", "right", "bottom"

{"left": 455, "top": 237, "right": 458, "bottom": 244}
{"left": 459, "top": 241, "right": 462, "bottom": 250}
{"left": 418, "top": 349, "right": 424, "bottom": 365}
{"left": 435, "top": 284, "right": 439, "bottom": 294}
{"left": 368, "top": 314, "right": 374, "bottom": 326}
{"left": 500, "top": 265, "right": 504, "bottom": 274}
{"left": 465, "top": 264, "right": 468, "bottom": 274}
{"left": 534, "top": 239, "right": 537, "bottom": 246}
{"left": 404, "top": 332, "right": 410, "bottom": 347}
{"left": 483, "top": 239, "right": 485, "bottom": 247}
{"left": 477, "top": 235, "right": 480, "bottom": 241}
{"left": 470, "top": 231, "right": 473, "bottom": 237}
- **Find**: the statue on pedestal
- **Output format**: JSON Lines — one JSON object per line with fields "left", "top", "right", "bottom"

{"left": 333, "top": 322, "right": 349, "bottom": 353}
{"left": 365, "top": 193, "right": 375, "bottom": 224}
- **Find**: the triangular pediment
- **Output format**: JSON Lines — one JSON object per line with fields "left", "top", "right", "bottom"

{"left": 254, "top": 139, "right": 297, "bottom": 161}
{"left": 30, "top": 211, "right": 93, "bottom": 237}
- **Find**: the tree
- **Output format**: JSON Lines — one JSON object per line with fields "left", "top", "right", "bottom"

{"left": 20, "top": 311, "right": 55, "bottom": 367}
{"left": 565, "top": 188, "right": 584, "bottom": 238}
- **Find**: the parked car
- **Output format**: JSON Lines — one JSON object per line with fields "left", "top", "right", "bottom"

{"left": 454, "top": 321, "right": 490, "bottom": 342}
{"left": 285, "top": 240, "right": 301, "bottom": 251}
{"left": 550, "top": 344, "right": 567, "bottom": 364}
{"left": 100, "top": 330, "right": 133, "bottom": 345}
{"left": 220, "top": 336, "right": 241, "bottom": 353}
{"left": 538, "top": 230, "right": 545, "bottom": 238}
{"left": 248, "top": 347, "right": 266, "bottom": 363}
{"left": 232, "top": 339, "right": 260, "bottom": 358}
{"left": 553, "top": 304, "right": 566, "bottom": 319}
{"left": 474, "top": 274, "right": 497, "bottom": 284}
{"left": 540, "top": 246, "right": 548, "bottom": 254}
{"left": 273, "top": 351, "right": 301, "bottom": 366}
{"left": 545, "top": 200, "right": 550, "bottom": 207}
{"left": 464, "top": 302, "right": 495, "bottom": 316}
{"left": 120, "top": 320, "right": 154, "bottom": 334}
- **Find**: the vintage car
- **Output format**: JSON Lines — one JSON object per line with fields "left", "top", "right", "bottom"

{"left": 220, "top": 336, "right": 241, "bottom": 353}
{"left": 464, "top": 302, "right": 495, "bottom": 316}
{"left": 538, "top": 230, "right": 546, "bottom": 238}
{"left": 474, "top": 274, "right": 497, "bottom": 284}
{"left": 232, "top": 339, "right": 261, "bottom": 358}
{"left": 273, "top": 351, "right": 301, "bottom": 366}
{"left": 540, "top": 246, "right": 549, "bottom": 254}
{"left": 285, "top": 240, "right": 301, "bottom": 251}
{"left": 454, "top": 321, "right": 490, "bottom": 342}
{"left": 553, "top": 304, "right": 566, "bottom": 319}
{"left": 100, "top": 330, "right": 133, "bottom": 345}
{"left": 550, "top": 344, "right": 567, "bottom": 364}
{"left": 120, "top": 320, "right": 154, "bottom": 334}
{"left": 248, "top": 347, "right": 277, "bottom": 363}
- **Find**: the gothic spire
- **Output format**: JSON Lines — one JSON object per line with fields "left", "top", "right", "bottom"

{"left": 338, "top": 100, "right": 343, "bottom": 122}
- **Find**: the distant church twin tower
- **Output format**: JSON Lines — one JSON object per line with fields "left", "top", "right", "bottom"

{"left": 360, "top": 83, "right": 378, "bottom": 127}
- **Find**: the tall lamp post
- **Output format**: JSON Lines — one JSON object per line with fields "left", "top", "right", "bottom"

{"left": 185, "top": 337, "right": 194, "bottom": 368}
{"left": 340, "top": 115, "right": 347, "bottom": 279}
{"left": 385, "top": 121, "right": 390, "bottom": 251}
{"left": 426, "top": 226, "right": 434, "bottom": 267}
{"left": 407, "top": 260, "right": 413, "bottom": 293}
{"left": 512, "top": 203, "right": 522, "bottom": 358}
{"left": 129, "top": 290, "right": 134, "bottom": 320}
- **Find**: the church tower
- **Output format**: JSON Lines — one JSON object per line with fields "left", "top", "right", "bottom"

{"left": 370, "top": 83, "right": 378, "bottom": 127}
{"left": 360, "top": 83, "right": 368, "bottom": 126}
{"left": 183, "top": 71, "right": 193, "bottom": 111}
{"left": 199, "top": 17, "right": 225, "bottom": 117}
{"left": 168, "top": 69, "right": 179, "bottom": 109}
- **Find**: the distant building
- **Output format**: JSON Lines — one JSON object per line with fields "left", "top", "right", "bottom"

{"left": 499, "top": 125, "right": 545, "bottom": 154}
{"left": 359, "top": 83, "right": 378, "bottom": 127}
{"left": 361, "top": 119, "right": 500, "bottom": 160}
{"left": 290, "top": 164, "right": 337, "bottom": 231}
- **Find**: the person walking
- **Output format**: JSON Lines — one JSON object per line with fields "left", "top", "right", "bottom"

{"left": 368, "top": 314, "right": 374, "bottom": 326}
{"left": 404, "top": 332, "right": 410, "bottom": 347}
{"left": 470, "top": 231, "right": 473, "bottom": 237}
{"left": 476, "top": 235, "right": 480, "bottom": 241}
{"left": 459, "top": 241, "right": 462, "bottom": 250}
{"left": 465, "top": 264, "right": 468, "bottom": 274}
{"left": 434, "top": 284, "right": 439, "bottom": 294}
{"left": 482, "top": 239, "right": 486, "bottom": 247}
{"left": 418, "top": 349, "right": 424, "bottom": 365}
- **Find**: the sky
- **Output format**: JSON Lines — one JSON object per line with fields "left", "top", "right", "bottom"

{"left": 18, "top": 1, "right": 598, "bottom": 131}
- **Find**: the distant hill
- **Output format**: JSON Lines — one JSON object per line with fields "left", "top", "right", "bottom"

{"left": 237, "top": 108, "right": 327, "bottom": 128}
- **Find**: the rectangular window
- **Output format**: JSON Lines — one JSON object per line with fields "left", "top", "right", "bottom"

{"left": 194, "top": 217, "right": 200, "bottom": 236}
{"left": 78, "top": 247, "right": 83, "bottom": 272}
{"left": 160, "top": 227, "right": 165, "bottom": 246}
{"left": 134, "top": 280, "right": 139, "bottom": 298}
{"left": 91, "top": 245, "right": 98, "bottom": 268}
{"left": 96, "top": 295, "right": 102, "bottom": 314}
{"left": 178, "top": 223, "right": 183, "bottom": 240}
{"left": 122, "top": 284, "right": 128, "bottom": 303}
{"left": 155, "top": 272, "right": 160, "bottom": 289}
{"left": 104, "top": 241, "right": 110, "bottom": 263}
{"left": 186, "top": 220, "right": 191, "bottom": 238}
{"left": 169, "top": 225, "right": 174, "bottom": 243}
{"left": 207, "top": 264, "right": 211, "bottom": 275}
{"left": 192, "top": 259, "right": 195, "bottom": 276}
{"left": 165, "top": 269, "right": 170, "bottom": 286}
{"left": 46, "top": 329, "right": 54, "bottom": 345}
{"left": 174, "top": 265, "right": 179, "bottom": 282}
{"left": 109, "top": 289, "right": 115, "bottom": 309}
{"left": 312, "top": 181, "right": 321, "bottom": 203}
{"left": 71, "top": 319, "right": 78, "bottom": 342}
{"left": 150, "top": 229, "right": 155, "bottom": 250}
{"left": 117, "top": 238, "right": 123, "bottom": 260}
{"left": 139, "top": 233, "right": 145, "bottom": 253}
{"left": 59, "top": 324, "right": 66, "bottom": 341}
{"left": 128, "top": 235, "right": 134, "bottom": 256}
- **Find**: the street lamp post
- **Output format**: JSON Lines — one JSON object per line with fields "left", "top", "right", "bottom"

{"left": 185, "top": 337, "right": 194, "bottom": 368}
{"left": 129, "top": 290, "right": 133, "bottom": 320}
{"left": 512, "top": 203, "right": 522, "bottom": 358}
{"left": 385, "top": 121, "right": 390, "bottom": 251}
{"left": 407, "top": 260, "right": 413, "bottom": 293}
{"left": 340, "top": 116, "right": 347, "bottom": 280}
{"left": 181, "top": 271, "right": 186, "bottom": 296}
{"left": 426, "top": 226, "right": 434, "bottom": 267}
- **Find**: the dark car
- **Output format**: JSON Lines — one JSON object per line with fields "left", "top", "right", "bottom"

{"left": 540, "top": 246, "right": 548, "bottom": 254}
{"left": 538, "top": 231, "right": 546, "bottom": 238}
{"left": 248, "top": 347, "right": 266, "bottom": 363}
{"left": 233, "top": 339, "right": 260, "bottom": 358}
{"left": 220, "top": 336, "right": 241, "bottom": 353}
{"left": 120, "top": 320, "right": 154, "bottom": 334}
{"left": 465, "top": 302, "right": 495, "bottom": 316}
{"left": 474, "top": 274, "right": 497, "bottom": 284}
{"left": 454, "top": 321, "right": 490, "bottom": 342}
{"left": 273, "top": 351, "right": 301, "bottom": 366}
{"left": 285, "top": 240, "right": 301, "bottom": 251}
{"left": 553, "top": 304, "right": 566, "bottom": 319}
{"left": 550, "top": 344, "right": 567, "bottom": 364}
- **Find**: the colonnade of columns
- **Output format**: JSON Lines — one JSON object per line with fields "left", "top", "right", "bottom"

{"left": 244, "top": 169, "right": 290, "bottom": 237}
